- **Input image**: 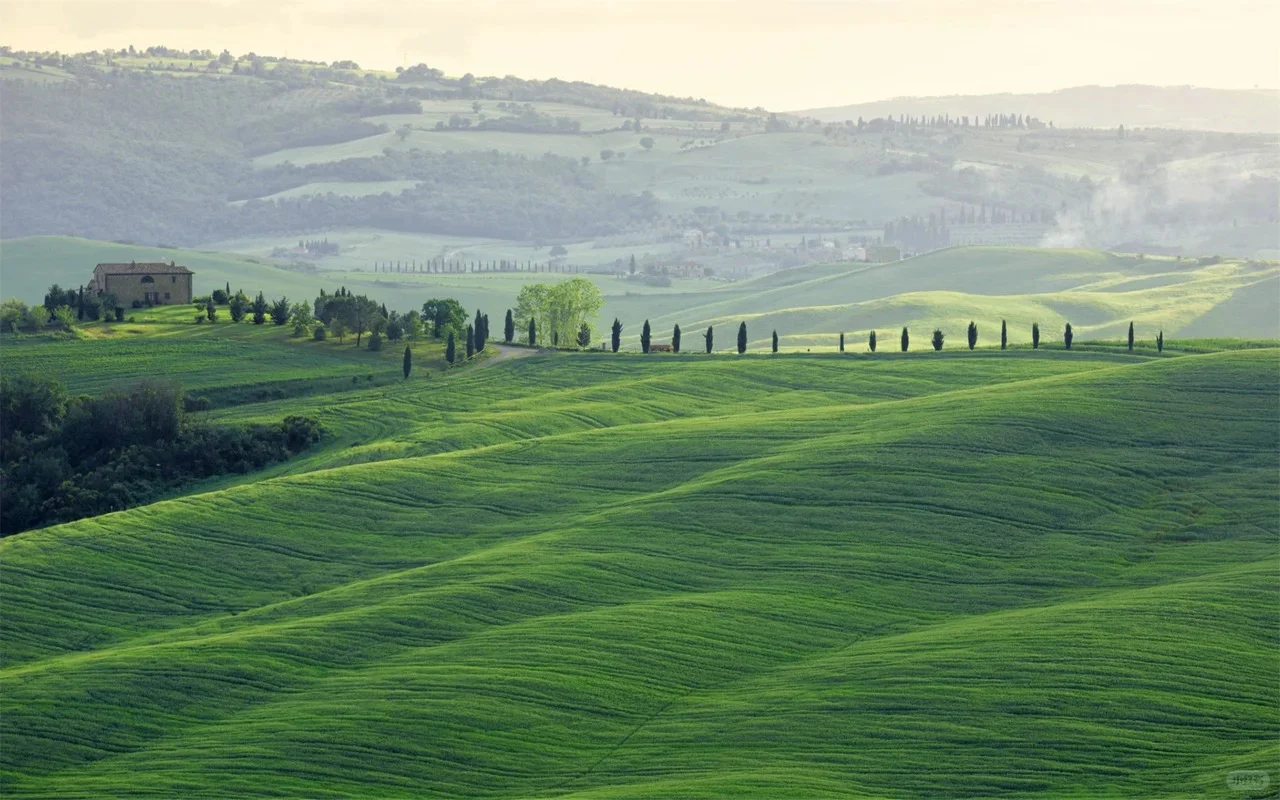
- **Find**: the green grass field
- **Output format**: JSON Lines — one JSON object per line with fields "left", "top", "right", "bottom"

{"left": 1, "top": 317, "right": 1276, "bottom": 797}
{"left": 0, "top": 305, "right": 451, "bottom": 404}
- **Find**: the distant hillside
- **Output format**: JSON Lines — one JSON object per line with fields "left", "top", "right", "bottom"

{"left": 1, "top": 50, "right": 1277, "bottom": 258}
{"left": 796, "top": 85, "right": 1280, "bottom": 133}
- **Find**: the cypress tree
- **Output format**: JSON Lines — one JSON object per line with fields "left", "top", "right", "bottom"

{"left": 474, "top": 309, "right": 485, "bottom": 352}
{"left": 1157, "top": 330, "right": 1164, "bottom": 352}
{"left": 252, "top": 292, "right": 267, "bottom": 325}
{"left": 77, "top": 286, "right": 84, "bottom": 320}
{"left": 932, "top": 328, "right": 945, "bottom": 351}
{"left": 672, "top": 324, "right": 681, "bottom": 353}
{"left": 839, "top": 332, "right": 845, "bottom": 352}
{"left": 772, "top": 330, "right": 778, "bottom": 353}
{"left": 611, "top": 318, "right": 622, "bottom": 353}
{"left": 1064, "top": 322, "right": 1073, "bottom": 350}
{"left": 737, "top": 322, "right": 747, "bottom": 354}
{"left": 869, "top": 330, "right": 877, "bottom": 352}
{"left": 705, "top": 325, "right": 714, "bottom": 354}
{"left": 901, "top": 327, "right": 909, "bottom": 352}
{"left": 967, "top": 320, "right": 977, "bottom": 350}
{"left": 446, "top": 331, "right": 456, "bottom": 363}
{"left": 576, "top": 323, "right": 591, "bottom": 348}
{"left": 1032, "top": 322, "right": 1040, "bottom": 349}
{"left": 1001, "top": 319, "right": 1007, "bottom": 350}
{"left": 466, "top": 323, "right": 475, "bottom": 359}
{"left": 403, "top": 346, "right": 412, "bottom": 379}
{"left": 504, "top": 309, "right": 514, "bottom": 343}
{"left": 641, "top": 319, "right": 652, "bottom": 353}
{"left": 528, "top": 317, "right": 536, "bottom": 346}
{"left": 1127, "top": 321, "right": 1134, "bottom": 351}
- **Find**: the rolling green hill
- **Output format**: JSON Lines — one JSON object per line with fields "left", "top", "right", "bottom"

{"left": 5, "top": 238, "right": 1277, "bottom": 348}
{"left": 1, "top": 340, "right": 1276, "bottom": 798}
{"left": 0, "top": 303, "right": 448, "bottom": 402}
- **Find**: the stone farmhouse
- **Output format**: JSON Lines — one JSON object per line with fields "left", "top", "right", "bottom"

{"left": 91, "top": 261, "right": 194, "bottom": 306}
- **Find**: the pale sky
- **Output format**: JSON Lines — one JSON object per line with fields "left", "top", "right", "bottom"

{"left": 3, "top": 0, "right": 1277, "bottom": 110}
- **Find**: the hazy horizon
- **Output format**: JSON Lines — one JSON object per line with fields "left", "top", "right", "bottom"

{"left": 3, "top": 0, "right": 1277, "bottom": 110}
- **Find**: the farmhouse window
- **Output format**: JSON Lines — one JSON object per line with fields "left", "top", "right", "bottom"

{"left": 141, "top": 275, "right": 155, "bottom": 283}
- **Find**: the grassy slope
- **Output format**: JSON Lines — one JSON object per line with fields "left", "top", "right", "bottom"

{"left": 4, "top": 238, "right": 1277, "bottom": 348}
{"left": 608, "top": 247, "right": 1280, "bottom": 347}
{"left": 0, "top": 237, "right": 310, "bottom": 306}
{"left": 1, "top": 345, "right": 1276, "bottom": 798}
{"left": 0, "top": 305, "right": 448, "bottom": 400}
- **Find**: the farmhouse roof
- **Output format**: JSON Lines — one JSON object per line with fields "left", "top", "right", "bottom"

{"left": 94, "top": 260, "right": 193, "bottom": 275}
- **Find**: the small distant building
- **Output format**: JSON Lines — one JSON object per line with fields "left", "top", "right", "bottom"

{"left": 91, "top": 261, "right": 194, "bottom": 306}
{"left": 865, "top": 245, "right": 901, "bottom": 263}
{"left": 681, "top": 229, "right": 705, "bottom": 247}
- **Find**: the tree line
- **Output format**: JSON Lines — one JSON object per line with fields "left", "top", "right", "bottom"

{"left": 0, "top": 375, "right": 323, "bottom": 535}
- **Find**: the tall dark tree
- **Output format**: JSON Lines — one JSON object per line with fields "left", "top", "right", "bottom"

{"left": 1064, "top": 322, "right": 1073, "bottom": 350}
{"left": 932, "top": 328, "right": 945, "bottom": 351}
{"left": 466, "top": 323, "right": 475, "bottom": 359}
{"left": 839, "top": 332, "right": 845, "bottom": 352}
{"left": 629, "top": 254, "right": 637, "bottom": 275}
{"left": 672, "top": 324, "right": 681, "bottom": 353}
{"left": 611, "top": 318, "right": 622, "bottom": 353}
{"left": 705, "top": 325, "right": 714, "bottom": 354}
{"left": 402, "top": 346, "right": 412, "bottom": 379}
{"left": 1001, "top": 319, "right": 1007, "bottom": 350}
{"left": 641, "top": 319, "right": 651, "bottom": 353}
{"left": 251, "top": 292, "right": 268, "bottom": 325}
{"left": 737, "top": 322, "right": 747, "bottom": 354}
{"left": 1157, "top": 330, "right": 1164, "bottom": 352}
{"left": 76, "top": 286, "right": 84, "bottom": 321}
{"left": 869, "top": 330, "right": 877, "bottom": 352}
{"left": 772, "top": 330, "right": 779, "bottom": 353}
{"left": 528, "top": 317, "right": 536, "bottom": 346}
{"left": 967, "top": 320, "right": 977, "bottom": 350}
{"left": 1127, "top": 321, "right": 1134, "bottom": 351}
{"left": 474, "top": 309, "right": 486, "bottom": 352}
{"left": 504, "top": 309, "right": 515, "bottom": 343}
{"left": 446, "top": 331, "right": 456, "bottom": 363}
{"left": 1032, "top": 322, "right": 1040, "bottom": 349}
{"left": 271, "top": 296, "right": 290, "bottom": 325}
{"left": 901, "top": 327, "right": 909, "bottom": 352}
{"left": 576, "top": 323, "right": 591, "bottom": 348}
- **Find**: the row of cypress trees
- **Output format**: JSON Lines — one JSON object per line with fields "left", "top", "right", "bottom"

{"left": 495, "top": 311, "right": 1166, "bottom": 355}
{"left": 443, "top": 308, "right": 491, "bottom": 364}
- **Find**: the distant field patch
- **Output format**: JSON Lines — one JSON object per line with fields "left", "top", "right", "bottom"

{"left": 230, "top": 180, "right": 420, "bottom": 205}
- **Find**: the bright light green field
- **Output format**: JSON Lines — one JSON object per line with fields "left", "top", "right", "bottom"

{"left": 0, "top": 324, "right": 1276, "bottom": 797}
